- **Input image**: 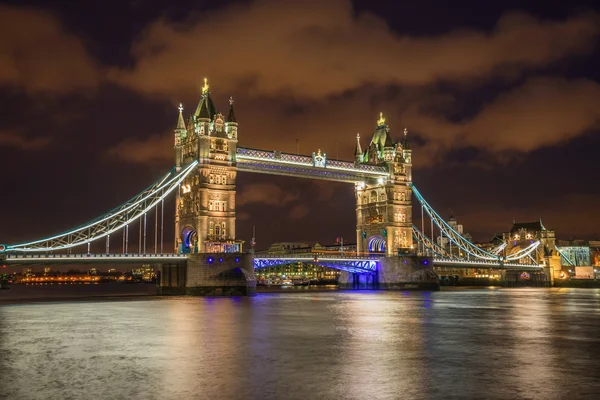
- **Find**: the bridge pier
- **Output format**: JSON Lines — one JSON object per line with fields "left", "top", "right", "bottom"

{"left": 158, "top": 253, "right": 256, "bottom": 296}
{"left": 339, "top": 255, "right": 439, "bottom": 290}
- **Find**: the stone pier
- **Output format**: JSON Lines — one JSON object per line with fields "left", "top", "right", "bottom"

{"left": 158, "top": 253, "right": 256, "bottom": 296}
{"left": 338, "top": 255, "right": 439, "bottom": 290}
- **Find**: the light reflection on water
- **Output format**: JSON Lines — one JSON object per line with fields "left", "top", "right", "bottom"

{"left": 1, "top": 289, "right": 599, "bottom": 400}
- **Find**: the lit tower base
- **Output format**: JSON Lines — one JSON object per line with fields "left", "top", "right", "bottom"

{"left": 338, "top": 255, "right": 439, "bottom": 290}
{"left": 158, "top": 253, "right": 256, "bottom": 296}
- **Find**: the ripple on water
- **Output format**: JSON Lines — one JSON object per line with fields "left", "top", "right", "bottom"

{"left": 0, "top": 289, "right": 600, "bottom": 400}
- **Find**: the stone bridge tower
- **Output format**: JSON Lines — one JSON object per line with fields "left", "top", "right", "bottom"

{"left": 355, "top": 113, "right": 413, "bottom": 256}
{"left": 173, "top": 79, "right": 243, "bottom": 254}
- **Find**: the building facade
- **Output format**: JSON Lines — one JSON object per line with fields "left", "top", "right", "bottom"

{"left": 503, "top": 220, "right": 556, "bottom": 264}
{"left": 173, "top": 79, "right": 243, "bottom": 253}
{"left": 354, "top": 114, "right": 413, "bottom": 256}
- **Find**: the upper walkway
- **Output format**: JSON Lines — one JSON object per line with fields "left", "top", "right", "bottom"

{"left": 236, "top": 147, "right": 389, "bottom": 183}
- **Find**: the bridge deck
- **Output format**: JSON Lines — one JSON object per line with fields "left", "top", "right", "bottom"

{"left": 236, "top": 147, "right": 388, "bottom": 183}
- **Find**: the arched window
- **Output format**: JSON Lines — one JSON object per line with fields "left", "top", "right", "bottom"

{"left": 209, "top": 222, "right": 214, "bottom": 236}
{"left": 380, "top": 192, "right": 387, "bottom": 201}
{"left": 370, "top": 191, "right": 377, "bottom": 203}
{"left": 215, "top": 224, "right": 221, "bottom": 237}
{"left": 209, "top": 201, "right": 213, "bottom": 211}
{"left": 223, "top": 142, "right": 228, "bottom": 151}
{"left": 400, "top": 192, "right": 406, "bottom": 201}
{"left": 209, "top": 174, "right": 214, "bottom": 184}
{"left": 215, "top": 175, "right": 221, "bottom": 185}
{"left": 222, "top": 175, "right": 227, "bottom": 185}
{"left": 222, "top": 222, "right": 226, "bottom": 238}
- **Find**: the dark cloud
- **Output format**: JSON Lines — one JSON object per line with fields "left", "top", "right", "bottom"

{"left": 106, "top": 133, "right": 172, "bottom": 164}
{"left": 0, "top": 129, "right": 52, "bottom": 150}
{"left": 237, "top": 182, "right": 299, "bottom": 207}
{"left": 111, "top": 0, "right": 599, "bottom": 98}
{"left": 288, "top": 204, "right": 309, "bottom": 220}
{"left": 0, "top": 5, "right": 100, "bottom": 94}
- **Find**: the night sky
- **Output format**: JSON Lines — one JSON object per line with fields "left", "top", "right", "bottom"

{"left": 1, "top": 0, "right": 599, "bottom": 253}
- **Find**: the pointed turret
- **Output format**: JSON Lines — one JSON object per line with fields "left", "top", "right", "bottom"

{"left": 176, "top": 103, "right": 186, "bottom": 131}
{"left": 195, "top": 78, "right": 217, "bottom": 120}
{"left": 174, "top": 104, "right": 187, "bottom": 143}
{"left": 403, "top": 127, "right": 410, "bottom": 149}
{"left": 226, "top": 96, "right": 237, "bottom": 123}
{"left": 174, "top": 104, "right": 186, "bottom": 170}
{"left": 225, "top": 96, "right": 238, "bottom": 140}
{"left": 354, "top": 133, "right": 363, "bottom": 163}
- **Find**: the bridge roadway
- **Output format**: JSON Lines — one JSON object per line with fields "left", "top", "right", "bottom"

{"left": 2, "top": 253, "right": 542, "bottom": 271}
{"left": 1, "top": 253, "right": 187, "bottom": 265}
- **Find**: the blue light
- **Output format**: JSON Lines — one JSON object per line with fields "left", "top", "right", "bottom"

{"left": 219, "top": 258, "right": 223, "bottom": 263}
{"left": 235, "top": 257, "right": 240, "bottom": 263}
{"left": 207, "top": 257, "right": 213, "bottom": 264}
{"left": 403, "top": 260, "right": 408, "bottom": 264}
{"left": 423, "top": 260, "right": 428, "bottom": 265}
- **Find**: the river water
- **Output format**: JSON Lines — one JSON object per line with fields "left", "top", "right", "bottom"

{"left": 0, "top": 288, "right": 599, "bottom": 400}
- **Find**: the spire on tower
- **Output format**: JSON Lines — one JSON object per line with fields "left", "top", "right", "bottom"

{"left": 355, "top": 133, "right": 362, "bottom": 156}
{"left": 195, "top": 77, "right": 217, "bottom": 120}
{"left": 226, "top": 96, "right": 237, "bottom": 123}
{"left": 403, "top": 127, "right": 410, "bottom": 149}
{"left": 377, "top": 112, "right": 386, "bottom": 126}
{"left": 176, "top": 103, "right": 186, "bottom": 130}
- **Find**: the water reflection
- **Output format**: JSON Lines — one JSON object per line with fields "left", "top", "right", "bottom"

{"left": 0, "top": 289, "right": 599, "bottom": 400}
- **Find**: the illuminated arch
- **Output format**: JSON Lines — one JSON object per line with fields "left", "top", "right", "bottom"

{"left": 181, "top": 226, "right": 197, "bottom": 254}
{"left": 368, "top": 235, "right": 386, "bottom": 253}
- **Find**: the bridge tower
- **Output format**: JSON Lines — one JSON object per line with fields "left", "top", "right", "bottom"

{"left": 355, "top": 113, "right": 413, "bottom": 256}
{"left": 173, "top": 79, "right": 243, "bottom": 254}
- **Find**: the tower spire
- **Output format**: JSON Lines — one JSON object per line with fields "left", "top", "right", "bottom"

{"left": 176, "top": 103, "right": 186, "bottom": 130}
{"left": 403, "top": 127, "right": 410, "bottom": 149}
{"left": 227, "top": 96, "right": 237, "bottom": 123}
{"left": 377, "top": 112, "right": 386, "bottom": 126}
{"left": 195, "top": 77, "right": 217, "bottom": 119}
{"left": 355, "top": 133, "right": 362, "bottom": 163}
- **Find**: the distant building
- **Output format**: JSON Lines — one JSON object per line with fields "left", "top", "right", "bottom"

{"left": 256, "top": 241, "right": 358, "bottom": 256}
{"left": 43, "top": 267, "right": 52, "bottom": 275}
{"left": 258, "top": 242, "right": 310, "bottom": 255}
{"left": 589, "top": 241, "right": 600, "bottom": 267}
{"left": 436, "top": 214, "right": 473, "bottom": 256}
{"left": 108, "top": 268, "right": 117, "bottom": 274}
{"left": 22, "top": 268, "right": 32, "bottom": 276}
{"left": 132, "top": 265, "right": 155, "bottom": 282}
{"left": 503, "top": 219, "right": 556, "bottom": 264}
{"left": 87, "top": 268, "right": 98, "bottom": 276}
{"left": 556, "top": 240, "right": 592, "bottom": 267}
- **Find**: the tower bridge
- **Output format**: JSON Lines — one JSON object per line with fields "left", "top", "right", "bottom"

{"left": 0, "top": 79, "right": 555, "bottom": 294}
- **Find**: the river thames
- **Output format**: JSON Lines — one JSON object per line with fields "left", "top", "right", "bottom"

{"left": 1, "top": 288, "right": 599, "bottom": 400}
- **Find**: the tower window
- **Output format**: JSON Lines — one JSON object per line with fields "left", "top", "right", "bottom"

{"left": 370, "top": 191, "right": 377, "bottom": 203}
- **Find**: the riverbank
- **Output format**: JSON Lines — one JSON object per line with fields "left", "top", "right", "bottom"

{"left": 0, "top": 283, "right": 157, "bottom": 304}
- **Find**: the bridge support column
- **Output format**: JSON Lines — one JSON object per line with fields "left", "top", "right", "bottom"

{"left": 338, "top": 256, "right": 438, "bottom": 290}
{"left": 158, "top": 253, "right": 256, "bottom": 296}
{"left": 338, "top": 272, "right": 378, "bottom": 290}
{"left": 377, "top": 255, "right": 439, "bottom": 290}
